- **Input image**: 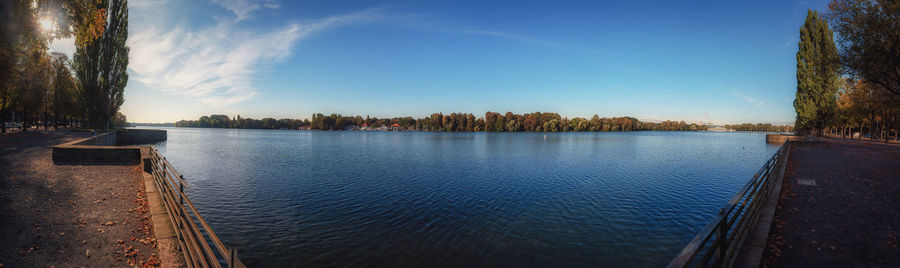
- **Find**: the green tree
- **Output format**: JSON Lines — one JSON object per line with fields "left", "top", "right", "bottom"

{"left": 42, "top": 52, "right": 73, "bottom": 128}
{"left": 794, "top": 10, "right": 840, "bottom": 136}
{"left": 828, "top": 0, "right": 900, "bottom": 96}
{"left": 21, "top": 48, "right": 52, "bottom": 131}
{"left": 0, "top": 1, "right": 26, "bottom": 133}
{"left": 73, "top": 0, "right": 128, "bottom": 129}
{"left": 1, "top": 0, "right": 123, "bottom": 132}
{"left": 112, "top": 111, "right": 127, "bottom": 128}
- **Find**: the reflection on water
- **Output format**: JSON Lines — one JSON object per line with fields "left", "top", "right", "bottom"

{"left": 150, "top": 128, "right": 778, "bottom": 267}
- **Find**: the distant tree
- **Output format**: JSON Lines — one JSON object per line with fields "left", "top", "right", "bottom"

{"left": 21, "top": 48, "right": 52, "bottom": 131}
{"left": 543, "top": 119, "right": 559, "bottom": 132}
{"left": 828, "top": 0, "right": 900, "bottom": 96}
{"left": 430, "top": 113, "right": 443, "bottom": 131}
{"left": 262, "top": 117, "right": 276, "bottom": 129}
{"left": 112, "top": 111, "right": 127, "bottom": 128}
{"left": 50, "top": 52, "right": 79, "bottom": 128}
{"left": 794, "top": 10, "right": 840, "bottom": 136}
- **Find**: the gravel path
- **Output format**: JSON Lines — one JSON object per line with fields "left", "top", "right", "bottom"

{"left": 0, "top": 130, "right": 161, "bottom": 267}
{"left": 763, "top": 139, "right": 900, "bottom": 267}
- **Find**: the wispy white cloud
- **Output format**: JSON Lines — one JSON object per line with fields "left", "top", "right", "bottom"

{"left": 731, "top": 90, "right": 768, "bottom": 107}
{"left": 263, "top": 1, "right": 280, "bottom": 9}
{"left": 129, "top": 0, "right": 168, "bottom": 8}
{"left": 406, "top": 19, "right": 600, "bottom": 53}
{"left": 128, "top": 7, "right": 385, "bottom": 106}
{"left": 127, "top": 2, "right": 590, "bottom": 107}
{"left": 783, "top": 37, "right": 797, "bottom": 47}
{"left": 211, "top": 0, "right": 281, "bottom": 21}
{"left": 456, "top": 28, "right": 561, "bottom": 46}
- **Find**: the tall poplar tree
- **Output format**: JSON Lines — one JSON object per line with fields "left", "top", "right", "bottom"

{"left": 794, "top": 10, "right": 840, "bottom": 136}
{"left": 73, "top": 0, "right": 128, "bottom": 129}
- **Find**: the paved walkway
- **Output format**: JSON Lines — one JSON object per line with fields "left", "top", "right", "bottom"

{"left": 762, "top": 139, "right": 900, "bottom": 267}
{"left": 0, "top": 131, "right": 161, "bottom": 267}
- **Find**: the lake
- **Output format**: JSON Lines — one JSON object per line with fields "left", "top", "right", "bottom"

{"left": 149, "top": 128, "right": 780, "bottom": 267}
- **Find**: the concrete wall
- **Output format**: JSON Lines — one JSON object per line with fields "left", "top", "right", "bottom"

{"left": 766, "top": 134, "right": 805, "bottom": 144}
{"left": 117, "top": 129, "right": 167, "bottom": 145}
{"left": 74, "top": 132, "right": 118, "bottom": 146}
{"left": 52, "top": 129, "right": 166, "bottom": 164}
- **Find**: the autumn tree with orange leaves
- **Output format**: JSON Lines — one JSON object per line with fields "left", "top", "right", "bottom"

{"left": 0, "top": 0, "right": 118, "bottom": 132}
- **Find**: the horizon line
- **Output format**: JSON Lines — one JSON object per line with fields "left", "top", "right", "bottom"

{"left": 129, "top": 111, "right": 795, "bottom": 126}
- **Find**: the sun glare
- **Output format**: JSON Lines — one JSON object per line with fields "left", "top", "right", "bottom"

{"left": 39, "top": 18, "right": 53, "bottom": 32}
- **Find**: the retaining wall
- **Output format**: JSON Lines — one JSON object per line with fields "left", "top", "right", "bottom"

{"left": 766, "top": 134, "right": 805, "bottom": 144}
{"left": 52, "top": 129, "right": 167, "bottom": 164}
{"left": 117, "top": 129, "right": 167, "bottom": 145}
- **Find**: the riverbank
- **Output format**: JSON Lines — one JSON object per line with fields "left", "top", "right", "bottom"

{"left": 763, "top": 139, "right": 900, "bottom": 266}
{"left": 0, "top": 130, "right": 162, "bottom": 267}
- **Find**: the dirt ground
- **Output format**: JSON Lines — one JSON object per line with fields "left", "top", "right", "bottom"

{"left": 763, "top": 139, "right": 900, "bottom": 267}
{"left": 0, "top": 130, "right": 161, "bottom": 267}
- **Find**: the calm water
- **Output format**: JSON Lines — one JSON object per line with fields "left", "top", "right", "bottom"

{"left": 149, "top": 128, "right": 779, "bottom": 267}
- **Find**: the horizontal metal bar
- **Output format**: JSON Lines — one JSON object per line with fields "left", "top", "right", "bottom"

{"left": 148, "top": 148, "right": 242, "bottom": 267}
{"left": 668, "top": 141, "right": 790, "bottom": 268}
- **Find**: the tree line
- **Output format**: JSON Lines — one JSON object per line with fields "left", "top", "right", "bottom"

{"left": 793, "top": 1, "right": 899, "bottom": 140}
{"left": 1, "top": 0, "right": 130, "bottom": 133}
{"left": 173, "top": 112, "right": 797, "bottom": 133}
{"left": 175, "top": 115, "right": 310, "bottom": 130}
{"left": 723, "top": 123, "right": 794, "bottom": 132}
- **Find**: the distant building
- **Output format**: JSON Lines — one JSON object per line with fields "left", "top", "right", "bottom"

{"left": 391, "top": 123, "right": 400, "bottom": 131}
{"left": 298, "top": 126, "right": 311, "bottom": 131}
{"left": 708, "top": 126, "right": 734, "bottom": 132}
{"left": 360, "top": 123, "right": 370, "bottom": 131}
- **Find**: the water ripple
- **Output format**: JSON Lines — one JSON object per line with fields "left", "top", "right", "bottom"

{"left": 151, "top": 129, "right": 779, "bottom": 267}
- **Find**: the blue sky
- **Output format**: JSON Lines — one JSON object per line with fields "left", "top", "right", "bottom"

{"left": 52, "top": 0, "right": 830, "bottom": 124}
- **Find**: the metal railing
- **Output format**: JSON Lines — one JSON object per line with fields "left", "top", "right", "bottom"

{"left": 668, "top": 141, "right": 792, "bottom": 267}
{"left": 148, "top": 147, "right": 247, "bottom": 268}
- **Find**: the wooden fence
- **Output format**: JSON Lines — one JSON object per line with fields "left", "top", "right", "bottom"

{"left": 148, "top": 148, "right": 247, "bottom": 268}
{"left": 667, "top": 141, "right": 792, "bottom": 267}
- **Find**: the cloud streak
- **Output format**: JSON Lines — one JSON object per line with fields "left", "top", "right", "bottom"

{"left": 127, "top": 3, "right": 589, "bottom": 106}
{"left": 731, "top": 90, "right": 768, "bottom": 107}
{"left": 211, "top": 0, "right": 281, "bottom": 21}
{"left": 128, "top": 7, "right": 384, "bottom": 106}
{"left": 404, "top": 19, "right": 601, "bottom": 53}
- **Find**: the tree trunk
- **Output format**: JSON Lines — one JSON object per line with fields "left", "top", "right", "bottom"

{"left": 21, "top": 107, "right": 27, "bottom": 132}
{"left": 1, "top": 109, "right": 6, "bottom": 134}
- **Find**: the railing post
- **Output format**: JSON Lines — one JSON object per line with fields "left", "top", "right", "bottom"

{"left": 717, "top": 208, "right": 728, "bottom": 265}
{"left": 178, "top": 183, "right": 185, "bottom": 231}
{"left": 229, "top": 247, "right": 236, "bottom": 268}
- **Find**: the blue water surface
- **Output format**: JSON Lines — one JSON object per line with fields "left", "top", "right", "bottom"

{"left": 149, "top": 128, "right": 778, "bottom": 267}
